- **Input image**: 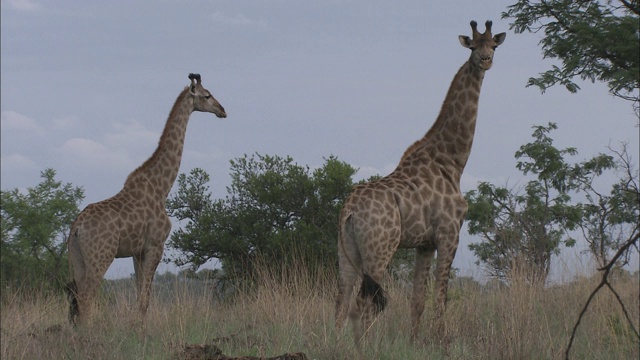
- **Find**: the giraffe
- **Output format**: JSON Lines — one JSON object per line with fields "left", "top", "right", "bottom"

{"left": 66, "top": 73, "right": 227, "bottom": 326}
{"left": 335, "top": 21, "right": 505, "bottom": 346}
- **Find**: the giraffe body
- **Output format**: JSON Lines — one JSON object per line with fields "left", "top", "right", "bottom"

{"left": 335, "top": 21, "right": 505, "bottom": 346}
{"left": 66, "top": 74, "right": 226, "bottom": 326}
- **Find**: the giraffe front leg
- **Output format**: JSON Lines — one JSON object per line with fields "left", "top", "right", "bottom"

{"left": 133, "top": 248, "right": 162, "bottom": 322}
{"left": 135, "top": 217, "right": 169, "bottom": 323}
{"left": 410, "top": 247, "right": 435, "bottom": 342}
{"left": 434, "top": 234, "right": 459, "bottom": 339}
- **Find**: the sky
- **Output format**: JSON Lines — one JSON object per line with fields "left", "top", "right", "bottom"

{"left": 2, "top": 0, "right": 638, "bottom": 281}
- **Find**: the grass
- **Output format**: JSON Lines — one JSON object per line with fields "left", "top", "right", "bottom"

{"left": 1, "top": 260, "right": 638, "bottom": 360}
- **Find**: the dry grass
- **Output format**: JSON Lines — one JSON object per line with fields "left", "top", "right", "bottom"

{"left": 1, "top": 260, "right": 638, "bottom": 360}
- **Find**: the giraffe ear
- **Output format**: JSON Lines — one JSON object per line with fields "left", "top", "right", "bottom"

{"left": 493, "top": 32, "right": 506, "bottom": 46}
{"left": 458, "top": 35, "right": 472, "bottom": 49}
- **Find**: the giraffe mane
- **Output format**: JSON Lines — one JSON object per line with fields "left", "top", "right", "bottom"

{"left": 398, "top": 60, "right": 470, "bottom": 164}
{"left": 125, "top": 87, "right": 192, "bottom": 185}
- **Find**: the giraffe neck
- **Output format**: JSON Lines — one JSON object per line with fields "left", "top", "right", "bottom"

{"left": 399, "top": 60, "right": 485, "bottom": 174}
{"left": 124, "top": 88, "right": 193, "bottom": 200}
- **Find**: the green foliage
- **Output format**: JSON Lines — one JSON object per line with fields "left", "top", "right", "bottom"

{"left": 495, "top": 0, "right": 640, "bottom": 284}
{"left": 166, "top": 154, "right": 358, "bottom": 281}
{"left": 464, "top": 123, "right": 630, "bottom": 284}
{"left": 571, "top": 143, "right": 639, "bottom": 267}
{"left": 1, "top": 168, "right": 84, "bottom": 291}
{"left": 503, "top": 0, "right": 640, "bottom": 115}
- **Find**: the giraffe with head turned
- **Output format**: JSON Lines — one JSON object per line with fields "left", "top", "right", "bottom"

{"left": 66, "top": 73, "right": 227, "bottom": 326}
{"left": 335, "top": 21, "right": 506, "bottom": 345}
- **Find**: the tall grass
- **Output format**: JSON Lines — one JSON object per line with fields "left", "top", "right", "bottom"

{"left": 1, "top": 259, "right": 637, "bottom": 359}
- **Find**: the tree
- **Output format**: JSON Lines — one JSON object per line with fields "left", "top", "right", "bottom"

{"left": 572, "top": 143, "right": 639, "bottom": 267}
{"left": 164, "top": 167, "right": 216, "bottom": 270}
{"left": 165, "top": 154, "right": 358, "bottom": 281}
{"left": 1, "top": 168, "right": 84, "bottom": 291}
{"left": 503, "top": 0, "right": 640, "bottom": 116}
{"left": 502, "top": 3, "right": 639, "bottom": 349}
{"left": 466, "top": 123, "right": 639, "bottom": 284}
{"left": 465, "top": 123, "right": 583, "bottom": 284}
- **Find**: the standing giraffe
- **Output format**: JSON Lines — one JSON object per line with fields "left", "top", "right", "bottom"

{"left": 335, "top": 21, "right": 505, "bottom": 344}
{"left": 66, "top": 73, "right": 227, "bottom": 326}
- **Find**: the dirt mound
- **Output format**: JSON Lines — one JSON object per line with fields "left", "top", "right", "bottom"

{"left": 172, "top": 343, "right": 307, "bottom": 360}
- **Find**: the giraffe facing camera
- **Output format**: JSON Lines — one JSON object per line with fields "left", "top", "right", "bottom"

{"left": 335, "top": 20, "right": 506, "bottom": 350}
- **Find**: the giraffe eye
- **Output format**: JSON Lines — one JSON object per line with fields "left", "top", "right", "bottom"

{"left": 204, "top": 95, "right": 212, "bottom": 99}
{"left": 492, "top": 46, "right": 497, "bottom": 50}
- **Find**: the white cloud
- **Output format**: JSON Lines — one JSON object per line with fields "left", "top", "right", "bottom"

{"left": 59, "top": 137, "right": 135, "bottom": 171}
{"left": 60, "top": 137, "right": 107, "bottom": 153}
{"left": 0, "top": 153, "right": 38, "bottom": 173}
{"left": 52, "top": 119, "right": 165, "bottom": 186}
{"left": 52, "top": 116, "right": 79, "bottom": 130}
{"left": 0, "top": 153, "right": 41, "bottom": 193}
{"left": 0, "top": 111, "right": 44, "bottom": 134}
{"left": 5, "top": 0, "right": 41, "bottom": 11}
{"left": 209, "top": 11, "right": 266, "bottom": 28}
{"left": 105, "top": 119, "right": 158, "bottom": 151}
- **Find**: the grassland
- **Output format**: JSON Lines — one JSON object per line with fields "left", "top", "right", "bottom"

{"left": 1, "top": 261, "right": 638, "bottom": 360}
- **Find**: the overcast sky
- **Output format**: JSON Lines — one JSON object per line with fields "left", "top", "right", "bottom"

{"left": 2, "top": 0, "right": 638, "bottom": 280}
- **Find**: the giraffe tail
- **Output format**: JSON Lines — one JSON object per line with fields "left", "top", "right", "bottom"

{"left": 359, "top": 273, "right": 387, "bottom": 313}
{"left": 66, "top": 223, "right": 80, "bottom": 326}
{"left": 65, "top": 280, "right": 79, "bottom": 326}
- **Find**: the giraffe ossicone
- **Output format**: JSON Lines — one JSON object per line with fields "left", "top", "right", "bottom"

{"left": 66, "top": 73, "right": 226, "bottom": 326}
{"left": 335, "top": 20, "right": 505, "bottom": 348}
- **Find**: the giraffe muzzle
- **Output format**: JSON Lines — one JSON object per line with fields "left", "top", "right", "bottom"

{"left": 215, "top": 106, "right": 227, "bottom": 118}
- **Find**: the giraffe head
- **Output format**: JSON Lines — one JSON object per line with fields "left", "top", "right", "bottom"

{"left": 458, "top": 20, "right": 506, "bottom": 70}
{"left": 188, "top": 73, "right": 227, "bottom": 118}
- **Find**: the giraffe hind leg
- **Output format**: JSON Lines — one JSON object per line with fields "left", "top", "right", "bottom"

{"left": 336, "top": 215, "right": 362, "bottom": 331}
{"left": 67, "top": 230, "right": 91, "bottom": 326}
{"left": 335, "top": 267, "right": 357, "bottom": 330}
{"left": 69, "top": 242, "right": 116, "bottom": 326}
{"left": 350, "top": 272, "right": 387, "bottom": 349}
{"left": 336, "top": 244, "right": 361, "bottom": 330}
